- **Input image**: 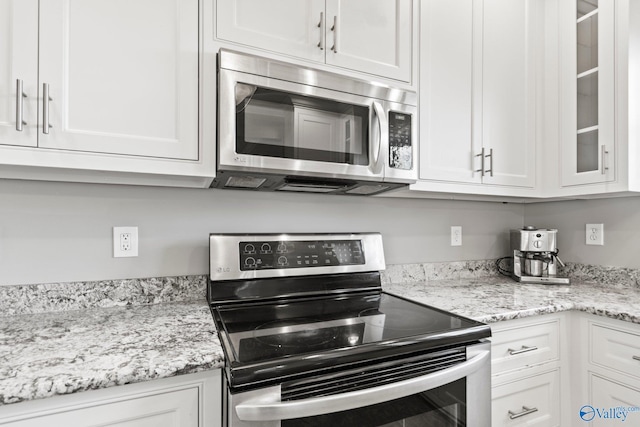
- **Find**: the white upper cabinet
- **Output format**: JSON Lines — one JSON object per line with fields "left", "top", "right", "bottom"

{"left": 559, "top": 0, "right": 616, "bottom": 187}
{"left": 37, "top": 0, "right": 199, "bottom": 160}
{"left": 0, "top": 0, "right": 214, "bottom": 187}
{"left": 216, "top": 0, "right": 326, "bottom": 64}
{"left": 481, "top": 0, "right": 538, "bottom": 189}
{"left": 323, "top": 0, "right": 412, "bottom": 82}
{"left": 0, "top": 0, "right": 38, "bottom": 147}
{"left": 418, "top": 0, "right": 539, "bottom": 191}
{"left": 419, "top": 0, "right": 476, "bottom": 184}
{"left": 215, "top": 0, "right": 413, "bottom": 83}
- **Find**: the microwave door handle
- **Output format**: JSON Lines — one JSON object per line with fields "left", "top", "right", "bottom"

{"left": 371, "top": 101, "right": 386, "bottom": 174}
{"left": 235, "top": 349, "right": 489, "bottom": 422}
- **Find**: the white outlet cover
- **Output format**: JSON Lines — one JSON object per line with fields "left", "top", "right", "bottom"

{"left": 113, "top": 226, "right": 139, "bottom": 257}
{"left": 585, "top": 223, "right": 604, "bottom": 246}
{"left": 451, "top": 226, "right": 462, "bottom": 246}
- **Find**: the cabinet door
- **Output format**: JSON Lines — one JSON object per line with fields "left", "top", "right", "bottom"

{"left": 0, "top": 0, "right": 38, "bottom": 147}
{"left": 419, "top": 0, "right": 480, "bottom": 184}
{"left": 37, "top": 0, "right": 199, "bottom": 160}
{"left": 3, "top": 388, "right": 198, "bottom": 427}
{"left": 325, "top": 0, "right": 412, "bottom": 82}
{"left": 216, "top": 0, "right": 325, "bottom": 63}
{"left": 481, "top": 0, "right": 538, "bottom": 188}
{"left": 560, "top": 0, "right": 615, "bottom": 186}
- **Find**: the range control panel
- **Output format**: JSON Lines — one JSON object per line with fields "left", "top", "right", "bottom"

{"left": 239, "top": 239, "right": 365, "bottom": 271}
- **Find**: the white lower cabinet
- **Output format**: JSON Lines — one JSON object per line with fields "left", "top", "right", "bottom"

{"left": 570, "top": 313, "right": 640, "bottom": 427}
{"left": 490, "top": 314, "right": 567, "bottom": 427}
{"left": 0, "top": 371, "right": 221, "bottom": 427}
{"left": 589, "top": 375, "right": 640, "bottom": 426}
{"left": 492, "top": 370, "right": 561, "bottom": 427}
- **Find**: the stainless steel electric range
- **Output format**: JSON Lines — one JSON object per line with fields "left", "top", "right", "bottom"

{"left": 207, "top": 233, "right": 491, "bottom": 427}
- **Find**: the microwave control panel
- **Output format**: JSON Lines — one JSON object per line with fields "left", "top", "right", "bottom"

{"left": 389, "top": 112, "right": 412, "bottom": 170}
{"left": 239, "top": 239, "right": 365, "bottom": 270}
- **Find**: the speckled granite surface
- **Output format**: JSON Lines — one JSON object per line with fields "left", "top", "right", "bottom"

{"left": 384, "top": 276, "right": 640, "bottom": 325}
{"left": 0, "top": 300, "right": 223, "bottom": 406}
{"left": 0, "top": 276, "right": 207, "bottom": 317}
{"left": 1, "top": 261, "right": 639, "bottom": 407}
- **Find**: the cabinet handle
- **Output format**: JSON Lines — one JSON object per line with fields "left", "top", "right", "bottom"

{"left": 508, "top": 406, "right": 539, "bottom": 420}
{"left": 15, "top": 79, "right": 27, "bottom": 131}
{"left": 485, "top": 148, "right": 493, "bottom": 177}
{"left": 601, "top": 145, "right": 609, "bottom": 174}
{"left": 43, "top": 83, "right": 53, "bottom": 134}
{"left": 633, "top": 355, "right": 640, "bottom": 361}
{"left": 507, "top": 345, "right": 538, "bottom": 355}
{"left": 330, "top": 15, "right": 337, "bottom": 52}
{"left": 475, "top": 147, "right": 485, "bottom": 176}
{"left": 317, "top": 12, "right": 324, "bottom": 50}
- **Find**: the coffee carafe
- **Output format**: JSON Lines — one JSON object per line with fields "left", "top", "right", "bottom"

{"left": 510, "top": 226, "right": 570, "bottom": 285}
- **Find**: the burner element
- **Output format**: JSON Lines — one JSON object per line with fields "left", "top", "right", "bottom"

{"left": 253, "top": 319, "right": 338, "bottom": 349}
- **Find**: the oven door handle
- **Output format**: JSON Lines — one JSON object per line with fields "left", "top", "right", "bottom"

{"left": 235, "top": 349, "right": 490, "bottom": 422}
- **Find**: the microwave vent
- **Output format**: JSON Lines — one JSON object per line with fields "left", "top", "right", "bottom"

{"left": 346, "top": 185, "right": 391, "bottom": 195}
{"left": 224, "top": 176, "right": 267, "bottom": 189}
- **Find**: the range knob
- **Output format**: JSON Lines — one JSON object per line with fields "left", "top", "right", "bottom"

{"left": 277, "top": 243, "right": 287, "bottom": 253}
{"left": 277, "top": 256, "right": 288, "bottom": 266}
{"left": 243, "top": 244, "right": 255, "bottom": 254}
{"left": 261, "top": 243, "right": 272, "bottom": 253}
{"left": 244, "top": 257, "right": 257, "bottom": 268}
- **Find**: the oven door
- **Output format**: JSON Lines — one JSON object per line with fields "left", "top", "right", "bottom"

{"left": 225, "top": 341, "right": 490, "bottom": 427}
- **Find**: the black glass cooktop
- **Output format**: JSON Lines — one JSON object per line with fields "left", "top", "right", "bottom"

{"left": 211, "top": 291, "right": 490, "bottom": 389}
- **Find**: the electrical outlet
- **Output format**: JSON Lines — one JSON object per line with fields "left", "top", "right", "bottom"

{"left": 451, "top": 226, "right": 462, "bottom": 246}
{"left": 113, "top": 226, "right": 138, "bottom": 257}
{"left": 586, "top": 223, "right": 604, "bottom": 246}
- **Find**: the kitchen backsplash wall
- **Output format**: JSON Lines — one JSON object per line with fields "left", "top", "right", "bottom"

{"left": 0, "top": 180, "right": 523, "bottom": 286}
{"left": 525, "top": 197, "right": 640, "bottom": 269}
{"left": 4, "top": 179, "right": 638, "bottom": 287}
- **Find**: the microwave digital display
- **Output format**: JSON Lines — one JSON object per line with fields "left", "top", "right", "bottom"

{"left": 389, "top": 112, "right": 412, "bottom": 170}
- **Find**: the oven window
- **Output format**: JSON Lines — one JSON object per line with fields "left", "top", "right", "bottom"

{"left": 235, "top": 84, "right": 370, "bottom": 165}
{"left": 283, "top": 379, "right": 466, "bottom": 427}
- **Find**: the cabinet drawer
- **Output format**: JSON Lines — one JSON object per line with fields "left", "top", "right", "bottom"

{"left": 591, "top": 323, "right": 640, "bottom": 380}
{"left": 492, "top": 370, "right": 561, "bottom": 427}
{"left": 491, "top": 319, "right": 560, "bottom": 375}
{"left": 589, "top": 375, "right": 640, "bottom": 426}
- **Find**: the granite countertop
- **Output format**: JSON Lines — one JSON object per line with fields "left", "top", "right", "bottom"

{"left": 0, "top": 300, "right": 224, "bottom": 406}
{"left": 384, "top": 276, "right": 640, "bottom": 325}
{"left": 1, "top": 270, "right": 639, "bottom": 407}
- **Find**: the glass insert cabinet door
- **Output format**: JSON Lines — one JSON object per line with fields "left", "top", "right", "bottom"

{"left": 561, "top": 0, "right": 615, "bottom": 186}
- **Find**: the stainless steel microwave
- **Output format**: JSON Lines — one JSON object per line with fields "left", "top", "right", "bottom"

{"left": 212, "top": 49, "right": 418, "bottom": 196}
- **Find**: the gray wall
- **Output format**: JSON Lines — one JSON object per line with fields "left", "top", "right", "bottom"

{"left": 524, "top": 196, "right": 640, "bottom": 269}
{"left": 0, "top": 180, "right": 524, "bottom": 286}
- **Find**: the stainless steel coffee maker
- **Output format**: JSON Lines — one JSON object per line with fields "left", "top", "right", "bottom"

{"left": 510, "top": 226, "right": 570, "bottom": 284}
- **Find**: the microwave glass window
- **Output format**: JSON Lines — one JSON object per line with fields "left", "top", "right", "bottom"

{"left": 235, "top": 84, "right": 370, "bottom": 165}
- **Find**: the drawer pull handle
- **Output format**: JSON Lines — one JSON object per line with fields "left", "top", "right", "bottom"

{"left": 509, "top": 406, "right": 539, "bottom": 420}
{"left": 508, "top": 345, "right": 538, "bottom": 355}
{"left": 633, "top": 356, "right": 640, "bottom": 361}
